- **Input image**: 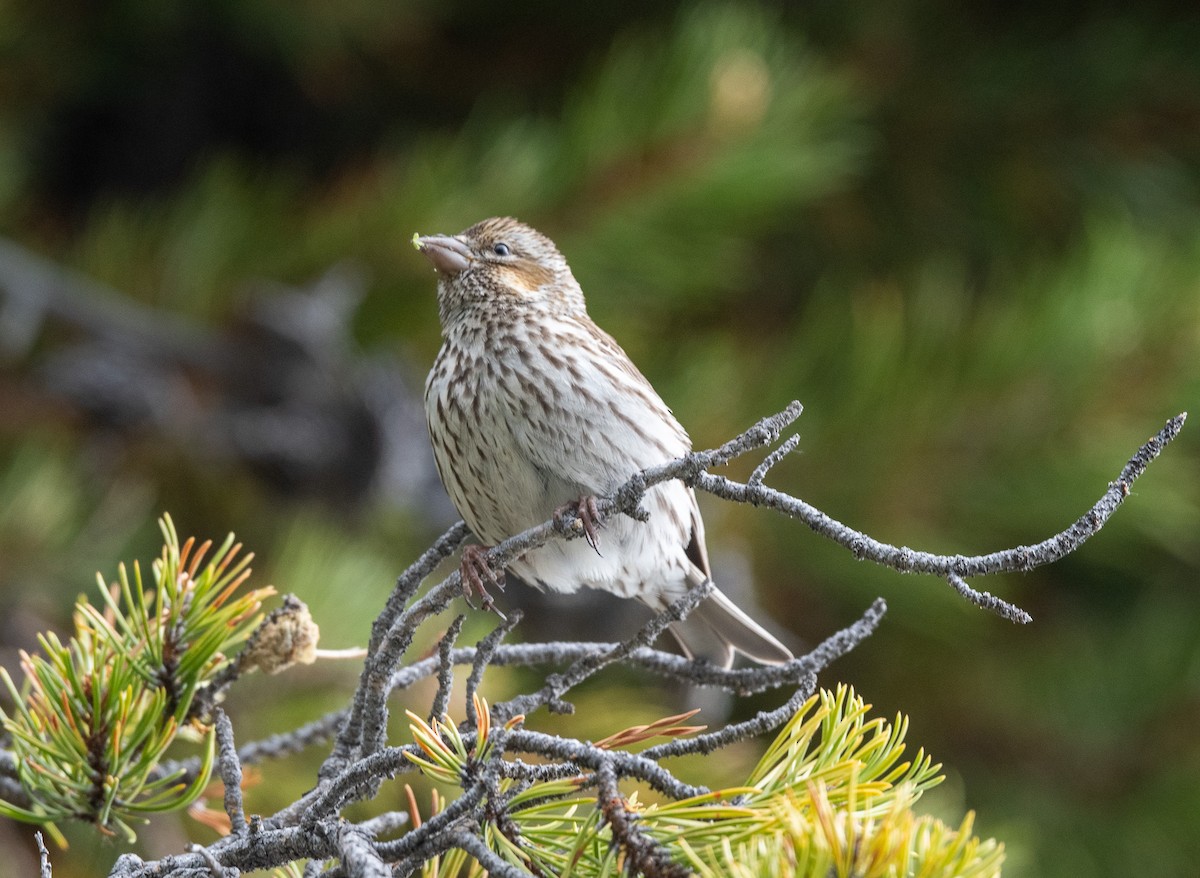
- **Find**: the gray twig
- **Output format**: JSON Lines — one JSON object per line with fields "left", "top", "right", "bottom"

{"left": 356, "top": 810, "right": 411, "bottom": 839}
{"left": 641, "top": 674, "right": 818, "bottom": 761}
{"left": 214, "top": 710, "right": 246, "bottom": 835}
{"left": 446, "top": 831, "right": 531, "bottom": 878}
{"left": 338, "top": 824, "right": 389, "bottom": 878}
{"left": 156, "top": 705, "right": 346, "bottom": 787}
{"left": 373, "top": 785, "right": 486, "bottom": 860}
{"left": 596, "top": 760, "right": 690, "bottom": 878}
{"left": 303, "top": 745, "right": 422, "bottom": 821}
{"left": 749, "top": 432, "right": 802, "bottom": 485}
{"left": 189, "top": 843, "right": 231, "bottom": 878}
{"left": 429, "top": 615, "right": 466, "bottom": 724}
{"left": 35, "top": 831, "right": 52, "bottom": 878}
{"left": 505, "top": 728, "right": 707, "bottom": 800}
{"left": 947, "top": 573, "right": 1032, "bottom": 623}
{"left": 492, "top": 580, "right": 713, "bottom": 722}
{"left": 465, "top": 611, "right": 523, "bottom": 732}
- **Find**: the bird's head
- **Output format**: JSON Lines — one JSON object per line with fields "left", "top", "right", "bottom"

{"left": 414, "top": 217, "right": 585, "bottom": 328}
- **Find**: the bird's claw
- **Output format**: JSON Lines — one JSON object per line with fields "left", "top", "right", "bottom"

{"left": 459, "top": 544, "right": 507, "bottom": 619}
{"left": 556, "top": 495, "right": 604, "bottom": 556}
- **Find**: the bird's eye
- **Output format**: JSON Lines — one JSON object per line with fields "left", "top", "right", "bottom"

{"left": 492, "top": 242, "right": 511, "bottom": 257}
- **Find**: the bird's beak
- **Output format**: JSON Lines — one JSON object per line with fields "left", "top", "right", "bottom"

{"left": 413, "top": 233, "right": 473, "bottom": 276}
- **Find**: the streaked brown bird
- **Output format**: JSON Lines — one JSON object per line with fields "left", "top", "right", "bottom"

{"left": 415, "top": 217, "right": 792, "bottom": 667}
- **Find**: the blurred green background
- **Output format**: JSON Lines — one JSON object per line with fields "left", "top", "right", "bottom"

{"left": 1, "top": 1, "right": 1198, "bottom": 875}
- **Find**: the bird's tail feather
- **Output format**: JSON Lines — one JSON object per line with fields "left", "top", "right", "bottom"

{"left": 667, "top": 578, "right": 793, "bottom": 669}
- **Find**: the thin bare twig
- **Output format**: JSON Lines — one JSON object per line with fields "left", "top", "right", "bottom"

{"left": 749, "top": 432, "right": 802, "bottom": 485}
{"left": 466, "top": 611, "right": 523, "bottom": 732}
{"left": 35, "top": 831, "right": 52, "bottom": 878}
{"left": 492, "top": 580, "right": 713, "bottom": 722}
{"left": 429, "top": 615, "right": 466, "bottom": 724}
{"left": 640, "top": 674, "right": 817, "bottom": 761}
{"left": 214, "top": 710, "right": 246, "bottom": 835}
{"left": 189, "top": 843, "right": 231, "bottom": 878}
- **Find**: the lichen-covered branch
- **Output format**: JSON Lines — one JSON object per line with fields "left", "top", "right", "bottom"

{"left": 1, "top": 402, "right": 1167, "bottom": 877}
{"left": 688, "top": 408, "right": 1186, "bottom": 623}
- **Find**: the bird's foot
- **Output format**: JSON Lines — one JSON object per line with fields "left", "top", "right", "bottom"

{"left": 459, "top": 544, "right": 507, "bottom": 620}
{"left": 555, "top": 495, "right": 604, "bottom": 555}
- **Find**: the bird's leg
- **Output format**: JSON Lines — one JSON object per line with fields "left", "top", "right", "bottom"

{"left": 554, "top": 495, "right": 604, "bottom": 555}
{"left": 459, "top": 545, "right": 507, "bottom": 620}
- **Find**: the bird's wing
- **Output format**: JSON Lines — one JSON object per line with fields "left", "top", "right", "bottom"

{"left": 503, "top": 314, "right": 690, "bottom": 498}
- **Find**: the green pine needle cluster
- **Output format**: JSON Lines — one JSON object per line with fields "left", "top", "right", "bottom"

{"left": 408, "top": 686, "right": 1004, "bottom": 878}
{"left": 0, "top": 515, "right": 273, "bottom": 843}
